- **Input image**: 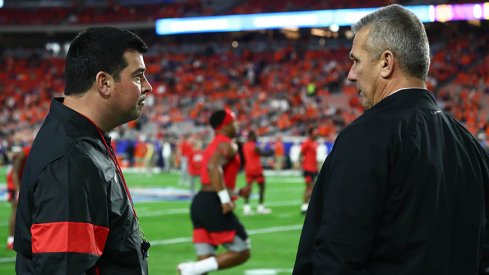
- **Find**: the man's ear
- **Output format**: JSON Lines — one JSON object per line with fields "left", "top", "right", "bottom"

{"left": 380, "top": 50, "right": 394, "bottom": 79}
{"left": 95, "top": 71, "right": 112, "bottom": 98}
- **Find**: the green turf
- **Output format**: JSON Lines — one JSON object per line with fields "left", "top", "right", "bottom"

{"left": 0, "top": 166, "right": 306, "bottom": 274}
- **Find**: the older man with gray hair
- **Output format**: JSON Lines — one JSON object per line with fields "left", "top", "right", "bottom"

{"left": 293, "top": 4, "right": 489, "bottom": 275}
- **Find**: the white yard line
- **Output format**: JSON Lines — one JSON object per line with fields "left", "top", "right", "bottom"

{"left": 0, "top": 257, "right": 15, "bottom": 263}
{"left": 139, "top": 208, "right": 189, "bottom": 217}
{"left": 248, "top": 224, "right": 302, "bottom": 234}
{"left": 151, "top": 224, "right": 302, "bottom": 246}
{"left": 151, "top": 237, "right": 191, "bottom": 245}
{"left": 137, "top": 200, "right": 301, "bottom": 217}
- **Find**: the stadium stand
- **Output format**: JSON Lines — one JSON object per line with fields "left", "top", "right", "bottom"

{"left": 1, "top": 0, "right": 488, "bottom": 161}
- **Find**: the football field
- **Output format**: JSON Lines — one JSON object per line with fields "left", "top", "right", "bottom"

{"left": 0, "top": 167, "right": 306, "bottom": 274}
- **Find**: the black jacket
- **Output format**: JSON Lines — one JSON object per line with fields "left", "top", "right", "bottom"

{"left": 294, "top": 89, "right": 489, "bottom": 275}
{"left": 15, "top": 98, "right": 148, "bottom": 274}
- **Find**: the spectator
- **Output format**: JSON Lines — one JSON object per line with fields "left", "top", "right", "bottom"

{"left": 5, "top": 145, "right": 30, "bottom": 250}
{"left": 188, "top": 138, "right": 204, "bottom": 196}
{"left": 179, "top": 134, "right": 192, "bottom": 186}
{"left": 241, "top": 130, "right": 273, "bottom": 215}
{"left": 289, "top": 141, "right": 302, "bottom": 170}
{"left": 273, "top": 135, "right": 285, "bottom": 171}
{"left": 299, "top": 127, "right": 319, "bottom": 214}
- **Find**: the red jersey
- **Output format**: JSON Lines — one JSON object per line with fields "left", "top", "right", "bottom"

{"left": 6, "top": 146, "right": 31, "bottom": 190}
{"left": 188, "top": 149, "right": 203, "bottom": 177}
{"left": 274, "top": 140, "right": 285, "bottom": 157}
{"left": 180, "top": 140, "right": 193, "bottom": 158}
{"left": 19, "top": 146, "right": 31, "bottom": 178}
{"left": 134, "top": 142, "right": 147, "bottom": 158}
{"left": 6, "top": 166, "right": 14, "bottom": 190}
{"left": 243, "top": 141, "right": 263, "bottom": 175}
{"left": 200, "top": 134, "right": 241, "bottom": 190}
{"left": 301, "top": 138, "right": 318, "bottom": 172}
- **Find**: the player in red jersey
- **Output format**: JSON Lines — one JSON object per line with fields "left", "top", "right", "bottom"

{"left": 179, "top": 134, "right": 193, "bottom": 186}
{"left": 6, "top": 145, "right": 30, "bottom": 249}
{"left": 187, "top": 138, "right": 203, "bottom": 196}
{"left": 241, "top": 130, "right": 272, "bottom": 215}
{"left": 178, "top": 109, "right": 250, "bottom": 275}
{"left": 300, "top": 128, "right": 319, "bottom": 214}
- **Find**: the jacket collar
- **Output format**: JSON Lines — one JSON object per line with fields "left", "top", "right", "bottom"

{"left": 49, "top": 97, "right": 105, "bottom": 139}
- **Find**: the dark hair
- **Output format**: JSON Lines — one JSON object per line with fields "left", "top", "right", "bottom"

{"left": 64, "top": 27, "right": 148, "bottom": 95}
{"left": 308, "top": 127, "right": 316, "bottom": 136}
{"left": 248, "top": 130, "right": 257, "bottom": 141}
{"left": 209, "top": 110, "right": 226, "bottom": 129}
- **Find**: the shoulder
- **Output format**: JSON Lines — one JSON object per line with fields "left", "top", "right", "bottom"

{"left": 216, "top": 139, "right": 233, "bottom": 152}
{"left": 29, "top": 137, "right": 115, "bottom": 187}
{"left": 336, "top": 106, "right": 419, "bottom": 152}
{"left": 245, "top": 141, "right": 255, "bottom": 149}
{"left": 70, "top": 138, "right": 115, "bottom": 181}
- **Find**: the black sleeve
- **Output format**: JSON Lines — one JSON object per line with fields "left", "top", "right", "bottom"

{"left": 295, "top": 125, "right": 389, "bottom": 274}
{"left": 31, "top": 152, "right": 110, "bottom": 275}
{"left": 480, "top": 149, "right": 489, "bottom": 274}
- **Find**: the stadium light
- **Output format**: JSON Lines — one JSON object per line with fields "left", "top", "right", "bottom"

{"left": 155, "top": 2, "right": 489, "bottom": 36}
{"left": 329, "top": 24, "right": 340, "bottom": 32}
{"left": 0, "top": 0, "right": 3, "bottom": 8}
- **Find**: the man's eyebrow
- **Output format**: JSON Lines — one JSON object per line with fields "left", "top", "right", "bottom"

{"left": 132, "top": 68, "right": 146, "bottom": 75}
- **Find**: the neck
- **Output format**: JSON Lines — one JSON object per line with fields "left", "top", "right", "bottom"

{"left": 215, "top": 129, "right": 233, "bottom": 139}
{"left": 63, "top": 93, "right": 113, "bottom": 132}
{"left": 375, "top": 75, "right": 426, "bottom": 105}
{"left": 215, "top": 130, "right": 227, "bottom": 137}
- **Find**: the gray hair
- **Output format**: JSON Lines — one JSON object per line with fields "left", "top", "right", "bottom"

{"left": 351, "top": 4, "right": 430, "bottom": 81}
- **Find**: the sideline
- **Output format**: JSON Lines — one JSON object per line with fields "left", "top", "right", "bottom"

{"left": 137, "top": 200, "right": 301, "bottom": 217}
{"left": 0, "top": 257, "right": 14, "bottom": 263}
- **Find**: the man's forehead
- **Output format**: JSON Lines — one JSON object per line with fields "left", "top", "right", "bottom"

{"left": 123, "top": 51, "right": 145, "bottom": 67}
{"left": 350, "top": 29, "right": 369, "bottom": 54}
{"left": 349, "top": 37, "right": 360, "bottom": 57}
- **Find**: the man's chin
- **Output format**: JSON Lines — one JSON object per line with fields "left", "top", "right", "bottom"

{"left": 361, "top": 99, "right": 372, "bottom": 110}
{"left": 135, "top": 105, "right": 144, "bottom": 115}
{"left": 129, "top": 109, "right": 142, "bottom": 121}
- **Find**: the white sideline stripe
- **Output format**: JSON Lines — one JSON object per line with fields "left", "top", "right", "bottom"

{"left": 0, "top": 257, "right": 15, "bottom": 263}
{"left": 151, "top": 224, "right": 302, "bottom": 246}
{"left": 139, "top": 208, "right": 189, "bottom": 217}
{"left": 248, "top": 224, "right": 302, "bottom": 234}
{"left": 267, "top": 200, "right": 301, "bottom": 207}
{"left": 152, "top": 237, "right": 191, "bottom": 245}
{"left": 245, "top": 268, "right": 293, "bottom": 274}
{"left": 138, "top": 200, "right": 301, "bottom": 217}
{"left": 0, "top": 224, "right": 303, "bottom": 263}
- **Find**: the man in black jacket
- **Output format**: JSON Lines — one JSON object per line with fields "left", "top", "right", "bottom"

{"left": 15, "top": 27, "right": 152, "bottom": 274}
{"left": 293, "top": 4, "right": 489, "bottom": 275}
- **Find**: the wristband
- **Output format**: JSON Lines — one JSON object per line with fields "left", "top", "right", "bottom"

{"left": 217, "top": 189, "right": 231, "bottom": 204}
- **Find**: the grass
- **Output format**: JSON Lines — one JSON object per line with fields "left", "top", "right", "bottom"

{"left": 0, "top": 167, "right": 307, "bottom": 274}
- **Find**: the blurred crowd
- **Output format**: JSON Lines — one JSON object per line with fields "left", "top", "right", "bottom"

{"left": 1, "top": 1, "right": 489, "bottom": 165}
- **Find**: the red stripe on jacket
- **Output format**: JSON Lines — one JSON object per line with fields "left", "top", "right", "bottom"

{"left": 31, "top": 222, "right": 109, "bottom": 256}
